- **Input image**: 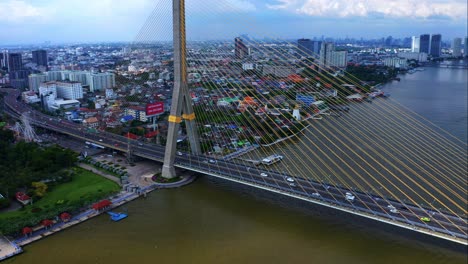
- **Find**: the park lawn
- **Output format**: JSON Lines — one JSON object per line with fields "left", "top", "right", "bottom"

{"left": 0, "top": 167, "right": 120, "bottom": 221}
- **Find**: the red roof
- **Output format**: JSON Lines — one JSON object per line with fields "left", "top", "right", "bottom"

{"left": 41, "top": 219, "right": 54, "bottom": 227}
{"left": 22, "top": 227, "right": 33, "bottom": 235}
{"left": 126, "top": 132, "right": 139, "bottom": 139}
{"left": 60, "top": 212, "right": 71, "bottom": 221}
{"left": 145, "top": 131, "right": 159, "bottom": 138}
{"left": 92, "top": 199, "right": 112, "bottom": 210}
{"left": 15, "top": 192, "right": 30, "bottom": 201}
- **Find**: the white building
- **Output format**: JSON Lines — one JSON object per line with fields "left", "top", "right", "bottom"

{"left": 63, "top": 71, "right": 89, "bottom": 85}
{"left": 40, "top": 81, "right": 83, "bottom": 100}
{"left": 28, "top": 73, "right": 47, "bottom": 92}
{"left": 105, "top": 88, "right": 115, "bottom": 99}
{"left": 411, "top": 36, "right": 420, "bottom": 53}
{"left": 452, "top": 38, "right": 462, "bottom": 57}
{"left": 49, "top": 99, "right": 80, "bottom": 110}
{"left": 55, "top": 81, "right": 83, "bottom": 100}
{"left": 383, "top": 57, "right": 408, "bottom": 69}
{"left": 22, "top": 91, "right": 40, "bottom": 104}
{"left": 329, "top": 51, "right": 348, "bottom": 67}
{"left": 46, "top": 71, "right": 63, "bottom": 82}
{"left": 87, "top": 72, "right": 115, "bottom": 92}
{"left": 39, "top": 82, "right": 58, "bottom": 99}
{"left": 397, "top": 52, "right": 428, "bottom": 62}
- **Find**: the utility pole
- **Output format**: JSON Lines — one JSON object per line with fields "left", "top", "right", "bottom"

{"left": 161, "top": 0, "right": 201, "bottom": 178}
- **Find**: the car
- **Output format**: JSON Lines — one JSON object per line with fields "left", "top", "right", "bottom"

{"left": 289, "top": 183, "right": 296, "bottom": 187}
{"left": 387, "top": 205, "right": 399, "bottom": 214}
{"left": 312, "top": 192, "right": 321, "bottom": 197}
{"left": 260, "top": 172, "right": 268, "bottom": 177}
{"left": 138, "top": 143, "right": 143, "bottom": 146}
{"left": 420, "top": 217, "right": 431, "bottom": 222}
{"left": 345, "top": 192, "right": 355, "bottom": 202}
{"left": 114, "top": 143, "right": 119, "bottom": 146}
{"left": 285, "top": 177, "right": 294, "bottom": 182}
{"left": 99, "top": 139, "right": 103, "bottom": 142}
{"left": 208, "top": 159, "right": 217, "bottom": 164}
{"left": 177, "top": 151, "right": 183, "bottom": 156}
{"left": 323, "top": 184, "right": 330, "bottom": 190}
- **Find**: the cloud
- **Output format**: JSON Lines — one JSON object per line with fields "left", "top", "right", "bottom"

{"left": 267, "top": 0, "right": 468, "bottom": 20}
{"left": 0, "top": 0, "right": 50, "bottom": 22}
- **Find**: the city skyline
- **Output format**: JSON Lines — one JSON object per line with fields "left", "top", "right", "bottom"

{"left": 0, "top": 0, "right": 467, "bottom": 44}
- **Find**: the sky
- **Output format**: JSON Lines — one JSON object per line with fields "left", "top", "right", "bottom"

{"left": 0, "top": 0, "right": 466, "bottom": 44}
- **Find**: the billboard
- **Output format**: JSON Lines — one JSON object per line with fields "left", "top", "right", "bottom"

{"left": 146, "top": 102, "right": 164, "bottom": 116}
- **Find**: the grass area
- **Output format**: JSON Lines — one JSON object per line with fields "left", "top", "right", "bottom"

{"left": 152, "top": 173, "right": 182, "bottom": 183}
{"left": 0, "top": 167, "right": 120, "bottom": 234}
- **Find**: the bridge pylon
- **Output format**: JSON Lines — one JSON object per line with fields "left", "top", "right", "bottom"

{"left": 162, "top": 0, "right": 201, "bottom": 179}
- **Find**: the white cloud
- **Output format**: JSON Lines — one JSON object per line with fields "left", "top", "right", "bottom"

{"left": 267, "top": 0, "right": 468, "bottom": 20}
{"left": 0, "top": 0, "right": 50, "bottom": 22}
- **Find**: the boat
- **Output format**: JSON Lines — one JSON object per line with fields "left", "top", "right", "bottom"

{"left": 261, "top": 154, "right": 284, "bottom": 165}
{"left": 107, "top": 211, "right": 128, "bottom": 222}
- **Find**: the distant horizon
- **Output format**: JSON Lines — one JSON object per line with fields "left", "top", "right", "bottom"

{"left": 0, "top": 0, "right": 466, "bottom": 46}
{"left": 1, "top": 34, "right": 466, "bottom": 48}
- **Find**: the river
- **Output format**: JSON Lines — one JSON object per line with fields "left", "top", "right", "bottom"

{"left": 6, "top": 65, "right": 467, "bottom": 263}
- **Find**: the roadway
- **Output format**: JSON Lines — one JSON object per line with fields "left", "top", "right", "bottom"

{"left": 1, "top": 88, "right": 467, "bottom": 245}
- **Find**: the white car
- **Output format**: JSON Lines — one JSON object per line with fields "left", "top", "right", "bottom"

{"left": 285, "top": 177, "right": 294, "bottom": 182}
{"left": 387, "top": 205, "right": 399, "bottom": 214}
{"left": 289, "top": 183, "right": 296, "bottom": 187}
{"left": 177, "top": 151, "right": 183, "bottom": 156}
{"left": 208, "top": 159, "right": 217, "bottom": 164}
{"left": 345, "top": 192, "right": 355, "bottom": 202}
{"left": 99, "top": 139, "right": 103, "bottom": 142}
{"left": 260, "top": 173, "right": 268, "bottom": 177}
{"left": 312, "top": 192, "right": 321, "bottom": 197}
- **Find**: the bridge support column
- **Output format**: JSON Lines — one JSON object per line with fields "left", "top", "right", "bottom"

{"left": 162, "top": 0, "right": 201, "bottom": 179}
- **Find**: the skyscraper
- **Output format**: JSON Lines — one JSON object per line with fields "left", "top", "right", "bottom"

{"left": 298, "top": 38, "right": 314, "bottom": 56}
{"left": 32, "top": 50, "right": 48, "bottom": 69}
{"left": 430, "top": 34, "right": 442, "bottom": 57}
{"left": 411, "top": 36, "right": 420, "bottom": 53}
{"left": 0, "top": 51, "right": 7, "bottom": 68}
{"left": 234, "top": 37, "right": 249, "bottom": 59}
{"left": 419, "top": 34, "right": 430, "bottom": 54}
{"left": 464, "top": 37, "right": 468, "bottom": 57}
{"left": 7, "top": 53, "right": 23, "bottom": 72}
{"left": 319, "top": 42, "right": 335, "bottom": 67}
{"left": 452, "top": 38, "right": 462, "bottom": 57}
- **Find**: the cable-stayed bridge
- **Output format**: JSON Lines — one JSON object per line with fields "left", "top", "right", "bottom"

{"left": 2, "top": 0, "right": 467, "bottom": 246}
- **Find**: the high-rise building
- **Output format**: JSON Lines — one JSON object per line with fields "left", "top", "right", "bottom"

{"left": 62, "top": 71, "right": 88, "bottom": 85}
{"left": 298, "top": 38, "right": 314, "bottom": 56}
{"left": 452, "top": 38, "right": 462, "bottom": 57}
{"left": 464, "top": 37, "right": 468, "bottom": 57}
{"left": 32, "top": 50, "right": 48, "bottom": 69}
{"left": 39, "top": 81, "right": 83, "bottom": 100}
{"left": 234, "top": 37, "right": 249, "bottom": 59}
{"left": 430, "top": 34, "right": 442, "bottom": 57}
{"left": 1, "top": 51, "right": 8, "bottom": 68}
{"left": 55, "top": 81, "right": 83, "bottom": 100}
{"left": 28, "top": 73, "right": 47, "bottom": 92}
{"left": 87, "top": 72, "right": 115, "bottom": 92}
{"left": 319, "top": 42, "right": 335, "bottom": 67}
{"left": 411, "top": 36, "right": 420, "bottom": 53}
{"left": 329, "top": 51, "right": 348, "bottom": 67}
{"left": 419, "top": 34, "right": 430, "bottom": 54}
{"left": 7, "top": 53, "right": 28, "bottom": 89}
{"left": 46, "top": 71, "right": 64, "bottom": 82}
{"left": 312, "top": 41, "right": 322, "bottom": 54}
{"left": 7, "top": 53, "right": 23, "bottom": 72}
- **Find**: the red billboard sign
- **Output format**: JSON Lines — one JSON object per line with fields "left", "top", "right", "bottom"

{"left": 146, "top": 102, "right": 164, "bottom": 116}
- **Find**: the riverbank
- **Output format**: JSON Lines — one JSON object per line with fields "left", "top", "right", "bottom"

{"left": 0, "top": 173, "right": 196, "bottom": 261}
